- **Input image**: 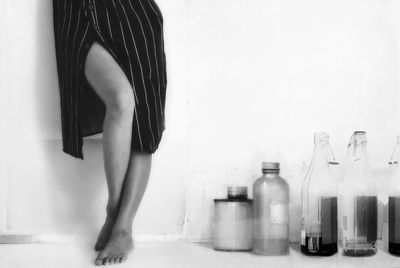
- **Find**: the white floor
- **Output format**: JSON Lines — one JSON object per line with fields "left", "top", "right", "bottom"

{"left": 0, "top": 242, "right": 399, "bottom": 268}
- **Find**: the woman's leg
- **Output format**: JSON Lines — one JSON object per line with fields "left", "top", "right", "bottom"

{"left": 84, "top": 41, "right": 135, "bottom": 251}
{"left": 95, "top": 152, "right": 152, "bottom": 265}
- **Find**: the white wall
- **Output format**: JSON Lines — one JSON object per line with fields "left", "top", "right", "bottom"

{"left": 0, "top": 0, "right": 399, "bottom": 243}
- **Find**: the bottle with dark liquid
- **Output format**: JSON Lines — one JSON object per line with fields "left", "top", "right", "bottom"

{"left": 388, "top": 135, "right": 400, "bottom": 256}
{"left": 341, "top": 131, "right": 377, "bottom": 256}
{"left": 301, "top": 132, "right": 338, "bottom": 256}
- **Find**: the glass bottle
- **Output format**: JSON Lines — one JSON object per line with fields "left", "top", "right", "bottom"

{"left": 253, "top": 162, "right": 289, "bottom": 255}
{"left": 301, "top": 132, "right": 338, "bottom": 256}
{"left": 341, "top": 131, "right": 377, "bottom": 256}
{"left": 388, "top": 135, "right": 400, "bottom": 256}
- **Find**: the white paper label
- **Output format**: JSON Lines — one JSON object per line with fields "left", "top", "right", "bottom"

{"left": 301, "top": 230, "right": 306, "bottom": 245}
{"left": 270, "top": 201, "right": 289, "bottom": 224}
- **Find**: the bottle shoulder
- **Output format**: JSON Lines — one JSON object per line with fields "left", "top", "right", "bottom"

{"left": 303, "top": 173, "right": 337, "bottom": 189}
{"left": 253, "top": 175, "right": 289, "bottom": 191}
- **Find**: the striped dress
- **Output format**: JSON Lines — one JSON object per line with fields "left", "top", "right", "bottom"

{"left": 52, "top": 0, "right": 167, "bottom": 159}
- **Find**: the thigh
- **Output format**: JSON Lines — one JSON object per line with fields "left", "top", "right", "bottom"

{"left": 84, "top": 41, "right": 134, "bottom": 105}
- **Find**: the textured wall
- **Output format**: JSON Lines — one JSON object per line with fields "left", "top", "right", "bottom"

{"left": 0, "top": 0, "right": 399, "bottom": 243}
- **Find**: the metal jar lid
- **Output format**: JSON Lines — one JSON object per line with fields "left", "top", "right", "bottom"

{"left": 354, "top": 130, "right": 366, "bottom": 135}
{"left": 262, "top": 162, "right": 280, "bottom": 171}
{"left": 214, "top": 186, "right": 252, "bottom": 203}
{"left": 227, "top": 186, "right": 248, "bottom": 199}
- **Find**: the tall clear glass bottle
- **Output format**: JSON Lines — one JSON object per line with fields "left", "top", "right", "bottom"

{"left": 253, "top": 162, "right": 289, "bottom": 255}
{"left": 301, "top": 132, "right": 338, "bottom": 256}
{"left": 388, "top": 135, "right": 400, "bottom": 256}
{"left": 341, "top": 131, "right": 377, "bottom": 256}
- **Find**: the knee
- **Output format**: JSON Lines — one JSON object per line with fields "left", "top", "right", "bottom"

{"left": 106, "top": 88, "right": 135, "bottom": 116}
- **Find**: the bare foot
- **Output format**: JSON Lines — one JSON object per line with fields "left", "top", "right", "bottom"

{"left": 94, "top": 230, "right": 134, "bottom": 265}
{"left": 94, "top": 213, "right": 118, "bottom": 251}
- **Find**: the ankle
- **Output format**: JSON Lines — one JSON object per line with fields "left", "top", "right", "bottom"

{"left": 106, "top": 202, "right": 119, "bottom": 217}
{"left": 112, "top": 221, "right": 133, "bottom": 235}
{"left": 104, "top": 210, "right": 118, "bottom": 222}
{"left": 112, "top": 228, "right": 133, "bottom": 237}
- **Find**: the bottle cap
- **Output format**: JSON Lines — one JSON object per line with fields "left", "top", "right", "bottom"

{"left": 354, "top": 131, "right": 366, "bottom": 135}
{"left": 227, "top": 186, "right": 248, "bottom": 198}
{"left": 352, "top": 131, "right": 367, "bottom": 145}
{"left": 262, "top": 162, "right": 280, "bottom": 171}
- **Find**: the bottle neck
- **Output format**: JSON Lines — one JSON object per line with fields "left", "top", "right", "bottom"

{"left": 353, "top": 144, "right": 368, "bottom": 162}
{"left": 262, "top": 169, "right": 280, "bottom": 175}
{"left": 350, "top": 142, "right": 367, "bottom": 164}
{"left": 313, "top": 144, "right": 328, "bottom": 164}
{"left": 390, "top": 136, "right": 400, "bottom": 165}
{"left": 312, "top": 141, "right": 336, "bottom": 166}
{"left": 348, "top": 133, "right": 368, "bottom": 164}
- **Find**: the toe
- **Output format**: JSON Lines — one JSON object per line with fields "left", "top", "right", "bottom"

{"left": 94, "top": 257, "right": 103, "bottom": 266}
{"left": 104, "top": 257, "right": 111, "bottom": 265}
{"left": 117, "top": 255, "right": 123, "bottom": 263}
{"left": 112, "top": 256, "right": 119, "bottom": 264}
{"left": 119, "top": 255, "right": 125, "bottom": 263}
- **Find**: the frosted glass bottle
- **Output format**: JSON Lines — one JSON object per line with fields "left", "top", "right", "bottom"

{"left": 301, "top": 132, "right": 338, "bottom": 256}
{"left": 388, "top": 135, "right": 400, "bottom": 256}
{"left": 253, "top": 162, "right": 289, "bottom": 255}
{"left": 341, "top": 131, "right": 377, "bottom": 256}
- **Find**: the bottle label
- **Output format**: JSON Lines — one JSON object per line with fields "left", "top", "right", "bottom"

{"left": 307, "top": 236, "right": 320, "bottom": 252}
{"left": 300, "top": 217, "right": 306, "bottom": 245}
{"left": 270, "top": 201, "right": 289, "bottom": 224}
{"left": 355, "top": 196, "right": 377, "bottom": 243}
{"left": 320, "top": 197, "right": 338, "bottom": 244}
{"left": 389, "top": 196, "right": 400, "bottom": 243}
{"left": 301, "top": 230, "right": 306, "bottom": 245}
{"left": 302, "top": 197, "right": 337, "bottom": 249}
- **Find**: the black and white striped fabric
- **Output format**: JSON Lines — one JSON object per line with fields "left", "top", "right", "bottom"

{"left": 53, "top": 0, "right": 167, "bottom": 159}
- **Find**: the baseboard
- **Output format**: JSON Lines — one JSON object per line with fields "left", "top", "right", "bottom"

{"left": 0, "top": 232, "right": 202, "bottom": 244}
{"left": 0, "top": 234, "right": 34, "bottom": 244}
